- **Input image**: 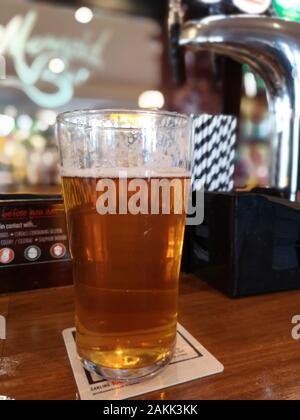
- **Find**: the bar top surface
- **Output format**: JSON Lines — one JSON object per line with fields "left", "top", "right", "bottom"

{"left": 0, "top": 275, "right": 300, "bottom": 400}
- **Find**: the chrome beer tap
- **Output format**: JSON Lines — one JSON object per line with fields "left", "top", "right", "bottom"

{"left": 169, "top": 0, "right": 300, "bottom": 201}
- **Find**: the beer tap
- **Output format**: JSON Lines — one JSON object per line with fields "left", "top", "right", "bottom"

{"left": 168, "top": 0, "right": 186, "bottom": 86}
{"left": 169, "top": 0, "right": 300, "bottom": 202}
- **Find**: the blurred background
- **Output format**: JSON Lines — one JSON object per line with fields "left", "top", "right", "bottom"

{"left": 0, "top": 0, "right": 271, "bottom": 193}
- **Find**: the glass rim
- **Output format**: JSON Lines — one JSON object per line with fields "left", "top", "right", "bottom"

{"left": 56, "top": 108, "right": 191, "bottom": 130}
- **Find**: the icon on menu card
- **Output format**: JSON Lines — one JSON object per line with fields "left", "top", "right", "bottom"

{"left": 0, "top": 248, "right": 15, "bottom": 265}
{"left": 50, "top": 243, "right": 66, "bottom": 259}
{"left": 24, "top": 246, "right": 41, "bottom": 262}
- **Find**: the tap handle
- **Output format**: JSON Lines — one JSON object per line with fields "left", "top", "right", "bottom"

{"left": 169, "top": 21, "right": 187, "bottom": 86}
{"left": 168, "top": 0, "right": 226, "bottom": 86}
{"left": 168, "top": 0, "right": 187, "bottom": 85}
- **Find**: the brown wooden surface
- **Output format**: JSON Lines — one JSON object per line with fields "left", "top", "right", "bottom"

{"left": 0, "top": 185, "right": 62, "bottom": 195}
{"left": 0, "top": 275, "right": 300, "bottom": 400}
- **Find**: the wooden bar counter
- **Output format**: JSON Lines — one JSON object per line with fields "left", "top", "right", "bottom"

{"left": 0, "top": 274, "right": 300, "bottom": 400}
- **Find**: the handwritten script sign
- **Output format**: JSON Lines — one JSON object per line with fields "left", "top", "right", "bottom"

{"left": 0, "top": 11, "right": 111, "bottom": 108}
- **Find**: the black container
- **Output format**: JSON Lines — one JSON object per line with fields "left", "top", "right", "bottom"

{"left": 182, "top": 192, "right": 300, "bottom": 297}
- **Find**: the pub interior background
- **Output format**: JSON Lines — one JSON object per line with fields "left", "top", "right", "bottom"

{"left": 0, "top": 0, "right": 271, "bottom": 195}
{"left": 2, "top": 0, "right": 300, "bottom": 402}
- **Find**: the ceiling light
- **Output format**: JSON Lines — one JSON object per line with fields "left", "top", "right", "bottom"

{"left": 0, "top": 115, "right": 15, "bottom": 136}
{"left": 75, "top": 7, "right": 94, "bottom": 24}
{"left": 49, "top": 58, "right": 65, "bottom": 74}
{"left": 37, "top": 109, "right": 57, "bottom": 126}
{"left": 138, "top": 90, "right": 165, "bottom": 109}
{"left": 17, "top": 114, "right": 33, "bottom": 132}
{"left": 244, "top": 72, "right": 258, "bottom": 98}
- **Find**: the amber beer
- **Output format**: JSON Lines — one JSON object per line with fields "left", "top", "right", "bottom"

{"left": 62, "top": 173, "right": 189, "bottom": 374}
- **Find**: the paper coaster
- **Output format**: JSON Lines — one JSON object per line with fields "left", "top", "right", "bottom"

{"left": 62, "top": 324, "right": 224, "bottom": 400}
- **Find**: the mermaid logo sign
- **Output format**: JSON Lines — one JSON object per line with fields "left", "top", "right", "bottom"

{"left": 0, "top": 11, "right": 111, "bottom": 108}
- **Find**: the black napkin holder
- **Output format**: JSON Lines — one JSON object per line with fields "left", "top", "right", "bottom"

{"left": 182, "top": 191, "right": 300, "bottom": 297}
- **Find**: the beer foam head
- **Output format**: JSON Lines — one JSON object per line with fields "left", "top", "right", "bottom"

{"left": 60, "top": 166, "right": 191, "bottom": 179}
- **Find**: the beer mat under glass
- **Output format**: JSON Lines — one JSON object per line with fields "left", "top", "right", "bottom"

{"left": 62, "top": 324, "right": 224, "bottom": 400}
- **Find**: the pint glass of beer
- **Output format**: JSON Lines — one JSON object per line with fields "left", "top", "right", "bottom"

{"left": 57, "top": 110, "right": 192, "bottom": 381}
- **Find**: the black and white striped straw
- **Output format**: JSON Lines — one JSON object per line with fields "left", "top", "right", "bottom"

{"left": 191, "top": 115, "right": 237, "bottom": 192}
